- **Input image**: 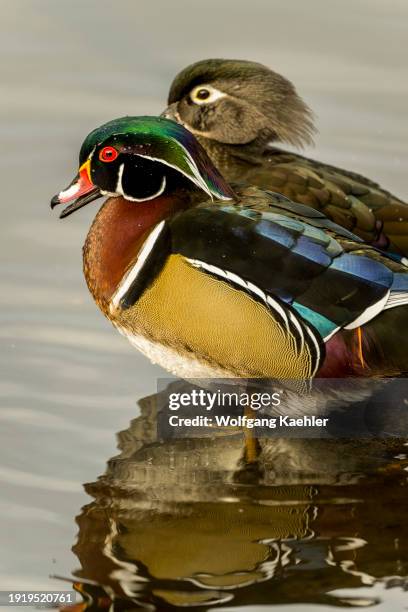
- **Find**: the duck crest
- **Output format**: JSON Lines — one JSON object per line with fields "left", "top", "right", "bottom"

{"left": 81, "top": 116, "right": 235, "bottom": 202}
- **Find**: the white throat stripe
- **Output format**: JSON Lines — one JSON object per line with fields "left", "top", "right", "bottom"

{"left": 110, "top": 220, "right": 166, "bottom": 312}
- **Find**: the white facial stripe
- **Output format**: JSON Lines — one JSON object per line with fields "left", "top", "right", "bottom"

{"left": 110, "top": 220, "right": 166, "bottom": 312}
{"left": 125, "top": 175, "right": 167, "bottom": 202}
{"left": 190, "top": 84, "right": 226, "bottom": 105}
{"left": 134, "top": 152, "right": 218, "bottom": 202}
{"left": 100, "top": 189, "right": 120, "bottom": 197}
{"left": 136, "top": 147, "right": 233, "bottom": 201}
{"left": 134, "top": 152, "right": 201, "bottom": 190}
{"left": 116, "top": 162, "right": 125, "bottom": 195}
{"left": 116, "top": 160, "right": 167, "bottom": 202}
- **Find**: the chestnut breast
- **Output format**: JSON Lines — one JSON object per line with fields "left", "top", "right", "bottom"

{"left": 83, "top": 195, "right": 188, "bottom": 313}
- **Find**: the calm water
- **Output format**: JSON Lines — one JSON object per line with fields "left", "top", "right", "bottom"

{"left": 1, "top": 1, "right": 407, "bottom": 610}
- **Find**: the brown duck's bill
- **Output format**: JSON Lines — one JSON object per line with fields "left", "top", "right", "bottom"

{"left": 160, "top": 103, "right": 178, "bottom": 121}
{"left": 50, "top": 160, "right": 102, "bottom": 218}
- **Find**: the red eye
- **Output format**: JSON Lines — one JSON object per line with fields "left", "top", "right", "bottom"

{"left": 99, "top": 146, "right": 119, "bottom": 162}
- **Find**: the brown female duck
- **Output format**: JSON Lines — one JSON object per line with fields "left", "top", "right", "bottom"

{"left": 164, "top": 59, "right": 408, "bottom": 255}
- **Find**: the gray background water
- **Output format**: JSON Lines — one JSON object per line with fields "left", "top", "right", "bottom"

{"left": 0, "top": 0, "right": 407, "bottom": 608}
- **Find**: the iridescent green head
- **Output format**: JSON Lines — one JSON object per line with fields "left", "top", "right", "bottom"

{"left": 51, "top": 116, "right": 235, "bottom": 218}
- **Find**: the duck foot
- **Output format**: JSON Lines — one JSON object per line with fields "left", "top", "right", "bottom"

{"left": 233, "top": 459, "right": 264, "bottom": 484}
{"left": 233, "top": 432, "right": 264, "bottom": 484}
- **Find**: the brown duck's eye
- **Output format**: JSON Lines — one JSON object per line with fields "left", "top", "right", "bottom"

{"left": 196, "top": 88, "right": 210, "bottom": 100}
{"left": 99, "top": 146, "right": 119, "bottom": 163}
{"left": 190, "top": 84, "right": 225, "bottom": 105}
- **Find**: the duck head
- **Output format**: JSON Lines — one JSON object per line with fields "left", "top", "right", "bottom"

{"left": 51, "top": 116, "right": 235, "bottom": 218}
{"left": 164, "top": 58, "right": 315, "bottom": 148}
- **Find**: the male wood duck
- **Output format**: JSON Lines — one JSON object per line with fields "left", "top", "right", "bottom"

{"left": 163, "top": 59, "right": 408, "bottom": 256}
{"left": 51, "top": 116, "right": 408, "bottom": 379}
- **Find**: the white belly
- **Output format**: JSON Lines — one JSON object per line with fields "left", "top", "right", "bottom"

{"left": 115, "top": 324, "right": 234, "bottom": 379}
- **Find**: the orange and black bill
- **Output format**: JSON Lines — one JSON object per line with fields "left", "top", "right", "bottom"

{"left": 51, "top": 160, "right": 102, "bottom": 218}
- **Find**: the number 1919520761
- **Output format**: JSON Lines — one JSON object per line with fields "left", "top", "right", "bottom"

{"left": 1, "top": 591, "right": 77, "bottom": 606}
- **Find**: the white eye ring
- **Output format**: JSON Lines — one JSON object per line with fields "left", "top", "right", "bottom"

{"left": 189, "top": 84, "right": 226, "bottom": 105}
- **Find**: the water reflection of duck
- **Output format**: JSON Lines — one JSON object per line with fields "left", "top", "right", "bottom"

{"left": 64, "top": 384, "right": 408, "bottom": 610}
{"left": 163, "top": 58, "right": 408, "bottom": 255}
